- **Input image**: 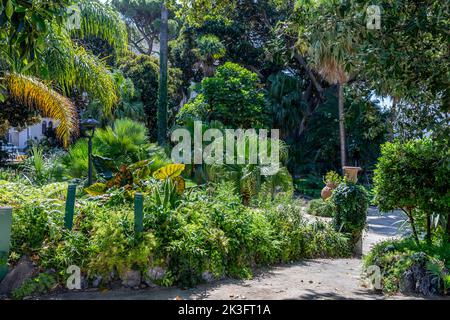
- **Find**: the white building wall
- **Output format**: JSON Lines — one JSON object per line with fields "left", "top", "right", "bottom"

{"left": 7, "top": 118, "right": 56, "bottom": 150}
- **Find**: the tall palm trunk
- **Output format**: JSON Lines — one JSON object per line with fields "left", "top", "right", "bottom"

{"left": 157, "top": 3, "right": 169, "bottom": 146}
{"left": 338, "top": 83, "right": 347, "bottom": 169}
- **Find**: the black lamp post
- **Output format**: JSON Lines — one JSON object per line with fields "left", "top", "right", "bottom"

{"left": 80, "top": 117, "right": 99, "bottom": 187}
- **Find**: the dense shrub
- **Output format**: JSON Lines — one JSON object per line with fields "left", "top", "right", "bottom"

{"left": 4, "top": 180, "right": 351, "bottom": 292}
{"left": 177, "top": 62, "right": 269, "bottom": 128}
{"left": 307, "top": 198, "right": 335, "bottom": 217}
{"left": 331, "top": 182, "right": 369, "bottom": 242}
{"left": 364, "top": 238, "right": 450, "bottom": 295}
{"left": 87, "top": 205, "right": 157, "bottom": 278}
{"left": 373, "top": 138, "right": 450, "bottom": 243}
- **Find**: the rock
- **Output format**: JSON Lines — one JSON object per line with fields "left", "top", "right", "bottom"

{"left": 418, "top": 273, "right": 440, "bottom": 297}
{"left": 121, "top": 270, "right": 141, "bottom": 288}
{"left": 399, "top": 269, "right": 416, "bottom": 294}
{"left": 400, "top": 260, "right": 441, "bottom": 296}
{"left": 80, "top": 274, "right": 89, "bottom": 290}
{"left": 146, "top": 266, "right": 165, "bottom": 281}
{"left": 92, "top": 275, "right": 103, "bottom": 288}
{"left": 202, "top": 271, "right": 215, "bottom": 283}
{"left": 0, "top": 256, "right": 36, "bottom": 296}
{"left": 45, "top": 269, "right": 56, "bottom": 275}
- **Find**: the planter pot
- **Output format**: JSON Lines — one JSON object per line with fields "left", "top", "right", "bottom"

{"left": 321, "top": 186, "right": 333, "bottom": 200}
{"left": 343, "top": 166, "right": 362, "bottom": 183}
{"left": 321, "top": 182, "right": 337, "bottom": 200}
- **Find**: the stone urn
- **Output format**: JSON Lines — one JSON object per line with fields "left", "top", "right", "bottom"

{"left": 321, "top": 182, "right": 337, "bottom": 200}
{"left": 343, "top": 166, "right": 362, "bottom": 183}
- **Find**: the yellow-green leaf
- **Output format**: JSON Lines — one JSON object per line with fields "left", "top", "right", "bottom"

{"left": 5, "top": 0, "right": 13, "bottom": 20}
{"left": 153, "top": 164, "right": 185, "bottom": 180}
{"left": 84, "top": 182, "right": 107, "bottom": 196}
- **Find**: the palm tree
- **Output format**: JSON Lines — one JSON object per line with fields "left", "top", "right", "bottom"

{"left": 194, "top": 34, "right": 226, "bottom": 77}
{"left": 297, "top": 0, "right": 360, "bottom": 169}
{"left": 207, "top": 137, "right": 292, "bottom": 205}
{"left": 0, "top": 0, "right": 128, "bottom": 147}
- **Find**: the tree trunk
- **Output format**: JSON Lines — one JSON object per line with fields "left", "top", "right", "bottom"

{"left": 426, "top": 213, "right": 432, "bottom": 244}
{"left": 147, "top": 36, "right": 154, "bottom": 56}
{"left": 447, "top": 214, "right": 450, "bottom": 243}
{"left": 388, "top": 96, "right": 398, "bottom": 141}
{"left": 404, "top": 208, "right": 420, "bottom": 245}
{"left": 157, "top": 3, "right": 169, "bottom": 146}
{"left": 338, "top": 83, "right": 347, "bottom": 169}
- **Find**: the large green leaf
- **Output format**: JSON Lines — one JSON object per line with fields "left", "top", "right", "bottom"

{"left": 92, "top": 155, "right": 115, "bottom": 180}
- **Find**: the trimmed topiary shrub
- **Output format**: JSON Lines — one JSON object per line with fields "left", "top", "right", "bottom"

{"left": 331, "top": 182, "right": 369, "bottom": 243}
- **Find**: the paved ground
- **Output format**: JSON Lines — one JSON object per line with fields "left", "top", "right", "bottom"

{"left": 42, "top": 208, "right": 427, "bottom": 300}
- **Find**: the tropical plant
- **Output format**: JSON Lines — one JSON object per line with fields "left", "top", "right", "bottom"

{"left": 61, "top": 139, "right": 91, "bottom": 179}
{"left": 0, "top": 0, "right": 127, "bottom": 146}
{"left": 93, "top": 118, "right": 150, "bottom": 165}
{"left": 207, "top": 136, "right": 292, "bottom": 205}
{"left": 194, "top": 34, "right": 226, "bottom": 77}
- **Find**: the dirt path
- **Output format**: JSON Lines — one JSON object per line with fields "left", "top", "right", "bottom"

{"left": 42, "top": 208, "right": 417, "bottom": 300}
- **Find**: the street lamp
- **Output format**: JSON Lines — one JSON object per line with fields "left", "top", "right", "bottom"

{"left": 80, "top": 117, "right": 99, "bottom": 187}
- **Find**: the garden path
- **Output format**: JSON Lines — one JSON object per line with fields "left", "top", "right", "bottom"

{"left": 42, "top": 208, "right": 427, "bottom": 300}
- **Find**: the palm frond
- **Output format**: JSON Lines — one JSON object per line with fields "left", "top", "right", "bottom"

{"left": 73, "top": 46, "right": 118, "bottom": 113}
{"left": 5, "top": 73, "right": 78, "bottom": 147}
{"left": 41, "top": 26, "right": 118, "bottom": 113}
{"left": 74, "top": 0, "right": 128, "bottom": 54}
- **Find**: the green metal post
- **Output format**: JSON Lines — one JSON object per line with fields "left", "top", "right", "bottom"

{"left": 134, "top": 193, "right": 143, "bottom": 234}
{"left": 0, "top": 207, "right": 12, "bottom": 281}
{"left": 65, "top": 184, "right": 76, "bottom": 230}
